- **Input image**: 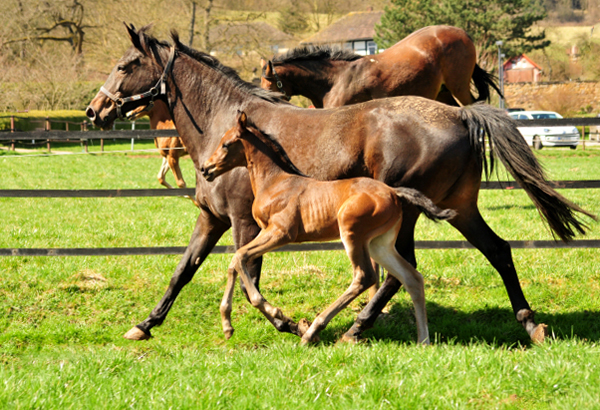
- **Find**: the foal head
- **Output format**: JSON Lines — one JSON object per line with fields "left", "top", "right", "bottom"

{"left": 201, "top": 112, "right": 249, "bottom": 182}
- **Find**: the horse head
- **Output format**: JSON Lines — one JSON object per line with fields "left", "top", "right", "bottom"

{"left": 201, "top": 111, "right": 249, "bottom": 182}
{"left": 86, "top": 23, "right": 171, "bottom": 130}
{"left": 260, "top": 58, "right": 291, "bottom": 101}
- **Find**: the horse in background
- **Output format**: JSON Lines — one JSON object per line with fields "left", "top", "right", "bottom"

{"left": 126, "top": 99, "right": 189, "bottom": 190}
{"left": 261, "top": 25, "right": 501, "bottom": 108}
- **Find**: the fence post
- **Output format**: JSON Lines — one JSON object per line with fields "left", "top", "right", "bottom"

{"left": 10, "top": 115, "right": 15, "bottom": 151}
{"left": 45, "top": 117, "right": 51, "bottom": 153}
{"left": 131, "top": 121, "right": 135, "bottom": 151}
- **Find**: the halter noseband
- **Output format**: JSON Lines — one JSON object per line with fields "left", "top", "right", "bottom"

{"left": 262, "top": 62, "right": 289, "bottom": 100}
{"left": 100, "top": 46, "right": 176, "bottom": 120}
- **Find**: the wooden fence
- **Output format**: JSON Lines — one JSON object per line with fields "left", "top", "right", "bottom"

{"left": 2, "top": 125, "right": 599, "bottom": 256}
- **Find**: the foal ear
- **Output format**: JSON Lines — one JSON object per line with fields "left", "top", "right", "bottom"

{"left": 124, "top": 22, "right": 143, "bottom": 52}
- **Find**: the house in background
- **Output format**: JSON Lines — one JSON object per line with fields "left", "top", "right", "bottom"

{"left": 503, "top": 54, "right": 543, "bottom": 83}
{"left": 300, "top": 11, "right": 384, "bottom": 55}
{"left": 209, "top": 22, "right": 297, "bottom": 56}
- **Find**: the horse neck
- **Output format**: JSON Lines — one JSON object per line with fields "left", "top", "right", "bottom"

{"left": 240, "top": 133, "right": 295, "bottom": 196}
{"left": 280, "top": 60, "right": 347, "bottom": 108}
{"left": 165, "top": 54, "right": 255, "bottom": 156}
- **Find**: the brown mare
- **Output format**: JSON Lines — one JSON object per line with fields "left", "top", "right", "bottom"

{"left": 126, "top": 99, "right": 189, "bottom": 189}
{"left": 260, "top": 25, "right": 500, "bottom": 108}
{"left": 201, "top": 111, "right": 455, "bottom": 344}
{"left": 86, "top": 25, "right": 594, "bottom": 344}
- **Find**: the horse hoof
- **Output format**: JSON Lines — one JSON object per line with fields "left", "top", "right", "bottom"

{"left": 531, "top": 323, "right": 548, "bottom": 344}
{"left": 337, "top": 334, "right": 360, "bottom": 345}
{"left": 224, "top": 329, "right": 234, "bottom": 340}
{"left": 300, "top": 335, "right": 320, "bottom": 346}
{"left": 123, "top": 326, "right": 151, "bottom": 341}
{"left": 297, "top": 318, "right": 311, "bottom": 336}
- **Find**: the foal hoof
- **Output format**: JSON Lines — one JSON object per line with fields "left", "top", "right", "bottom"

{"left": 224, "top": 329, "right": 234, "bottom": 340}
{"left": 123, "top": 326, "right": 151, "bottom": 341}
{"left": 300, "top": 334, "right": 320, "bottom": 346}
{"left": 531, "top": 323, "right": 548, "bottom": 344}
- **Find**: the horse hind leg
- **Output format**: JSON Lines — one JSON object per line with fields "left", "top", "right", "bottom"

{"left": 368, "top": 224, "right": 429, "bottom": 344}
{"left": 168, "top": 153, "right": 187, "bottom": 188}
{"left": 157, "top": 157, "right": 174, "bottom": 189}
{"left": 301, "top": 237, "right": 378, "bottom": 344}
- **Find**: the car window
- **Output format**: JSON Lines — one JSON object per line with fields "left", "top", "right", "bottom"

{"left": 531, "top": 113, "right": 559, "bottom": 119}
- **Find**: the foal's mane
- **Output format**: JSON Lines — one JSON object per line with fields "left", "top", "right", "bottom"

{"left": 272, "top": 45, "right": 362, "bottom": 64}
{"left": 244, "top": 123, "right": 308, "bottom": 178}
{"left": 166, "top": 31, "right": 288, "bottom": 104}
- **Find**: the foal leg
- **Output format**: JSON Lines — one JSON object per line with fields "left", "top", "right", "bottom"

{"left": 368, "top": 226, "right": 429, "bottom": 344}
{"left": 231, "top": 227, "right": 309, "bottom": 338}
{"left": 341, "top": 209, "right": 419, "bottom": 342}
{"left": 124, "top": 209, "right": 229, "bottom": 340}
{"left": 301, "top": 240, "right": 377, "bottom": 344}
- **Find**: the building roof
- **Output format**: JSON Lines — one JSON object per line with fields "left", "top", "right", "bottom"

{"left": 503, "top": 54, "right": 543, "bottom": 71}
{"left": 301, "top": 11, "right": 383, "bottom": 44}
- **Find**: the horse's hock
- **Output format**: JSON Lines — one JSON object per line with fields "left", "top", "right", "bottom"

{"left": 505, "top": 81, "right": 600, "bottom": 118}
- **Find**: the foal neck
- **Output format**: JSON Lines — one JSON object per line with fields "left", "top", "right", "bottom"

{"left": 240, "top": 128, "right": 306, "bottom": 193}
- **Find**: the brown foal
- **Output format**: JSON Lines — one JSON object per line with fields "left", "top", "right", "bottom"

{"left": 201, "top": 112, "right": 455, "bottom": 344}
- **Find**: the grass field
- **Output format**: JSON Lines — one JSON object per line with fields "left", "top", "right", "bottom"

{"left": 1, "top": 145, "right": 600, "bottom": 409}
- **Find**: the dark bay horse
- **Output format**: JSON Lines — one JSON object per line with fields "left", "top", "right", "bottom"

{"left": 201, "top": 111, "right": 455, "bottom": 344}
{"left": 260, "top": 25, "right": 500, "bottom": 108}
{"left": 85, "top": 25, "right": 594, "bottom": 344}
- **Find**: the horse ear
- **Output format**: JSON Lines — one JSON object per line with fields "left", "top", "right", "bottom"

{"left": 265, "top": 61, "right": 274, "bottom": 77}
{"left": 238, "top": 112, "right": 247, "bottom": 130}
{"left": 260, "top": 58, "right": 266, "bottom": 69}
{"left": 124, "top": 22, "right": 143, "bottom": 52}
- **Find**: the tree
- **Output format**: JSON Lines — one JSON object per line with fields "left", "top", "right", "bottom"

{"left": 375, "top": 0, "right": 550, "bottom": 69}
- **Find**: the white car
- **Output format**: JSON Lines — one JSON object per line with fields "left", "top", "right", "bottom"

{"left": 508, "top": 110, "right": 579, "bottom": 150}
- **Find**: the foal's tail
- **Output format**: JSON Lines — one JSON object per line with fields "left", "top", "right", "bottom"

{"left": 460, "top": 103, "right": 597, "bottom": 241}
{"left": 471, "top": 64, "right": 503, "bottom": 103}
{"left": 394, "top": 187, "right": 457, "bottom": 222}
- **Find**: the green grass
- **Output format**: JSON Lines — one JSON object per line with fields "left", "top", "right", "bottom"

{"left": 1, "top": 148, "right": 600, "bottom": 409}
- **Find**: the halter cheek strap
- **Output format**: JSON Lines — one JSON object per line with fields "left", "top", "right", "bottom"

{"left": 100, "top": 46, "right": 176, "bottom": 120}
{"left": 262, "top": 62, "right": 289, "bottom": 100}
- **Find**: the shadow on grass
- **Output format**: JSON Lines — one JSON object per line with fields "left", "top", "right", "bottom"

{"left": 485, "top": 204, "right": 536, "bottom": 211}
{"left": 319, "top": 301, "right": 600, "bottom": 347}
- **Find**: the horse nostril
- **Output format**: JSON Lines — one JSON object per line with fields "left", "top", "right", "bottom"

{"left": 85, "top": 106, "right": 96, "bottom": 121}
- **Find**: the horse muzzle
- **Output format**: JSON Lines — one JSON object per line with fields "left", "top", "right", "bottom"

{"left": 201, "top": 162, "right": 217, "bottom": 182}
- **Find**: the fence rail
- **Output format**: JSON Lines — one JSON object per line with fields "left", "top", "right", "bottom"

{"left": 3, "top": 240, "right": 600, "bottom": 257}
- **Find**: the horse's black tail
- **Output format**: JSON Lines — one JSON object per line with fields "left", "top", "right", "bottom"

{"left": 460, "top": 103, "right": 596, "bottom": 242}
{"left": 471, "top": 64, "right": 503, "bottom": 103}
{"left": 394, "top": 187, "right": 457, "bottom": 222}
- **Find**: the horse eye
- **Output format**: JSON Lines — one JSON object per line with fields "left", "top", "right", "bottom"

{"left": 222, "top": 143, "right": 229, "bottom": 150}
{"left": 117, "top": 65, "right": 126, "bottom": 72}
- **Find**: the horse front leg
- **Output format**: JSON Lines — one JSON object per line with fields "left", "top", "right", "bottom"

{"left": 229, "top": 227, "right": 310, "bottom": 338}
{"left": 124, "top": 209, "right": 230, "bottom": 340}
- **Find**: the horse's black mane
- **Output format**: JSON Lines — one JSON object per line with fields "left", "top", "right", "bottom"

{"left": 272, "top": 45, "right": 362, "bottom": 64}
{"left": 245, "top": 123, "right": 308, "bottom": 177}
{"left": 163, "top": 31, "right": 287, "bottom": 104}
